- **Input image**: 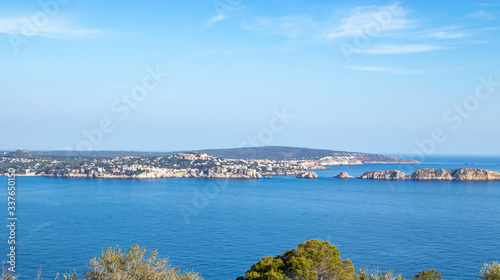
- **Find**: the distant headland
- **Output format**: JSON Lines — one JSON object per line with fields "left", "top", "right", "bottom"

{"left": 334, "top": 168, "right": 500, "bottom": 181}
{"left": 0, "top": 146, "right": 417, "bottom": 179}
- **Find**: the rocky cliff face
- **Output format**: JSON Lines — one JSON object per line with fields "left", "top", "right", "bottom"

{"left": 296, "top": 171, "right": 319, "bottom": 179}
{"left": 448, "top": 168, "right": 500, "bottom": 180}
{"left": 408, "top": 168, "right": 453, "bottom": 180}
{"left": 359, "top": 170, "right": 407, "bottom": 180}
{"left": 333, "top": 172, "right": 354, "bottom": 179}
{"left": 42, "top": 167, "right": 263, "bottom": 179}
{"left": 29, "top": 164, "right": 500, "bottom": 181}
{"left": 359, "top": 168, "right": 500, "bottom": 181}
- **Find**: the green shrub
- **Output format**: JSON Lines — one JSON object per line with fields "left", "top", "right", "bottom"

{"left": 479, "top": 262, "right": 500, "bottom": 280}
{"left": 81, "top": 244, "right": 203, "bottom": 280}
{"left": 412, "top": 269, "right": 442, "bottom": 280}
{"left": 3, "top": 245, "right": 202, "bottom": 280}
{"left": 238, "top": 239, "right": 356, "bottom": 280}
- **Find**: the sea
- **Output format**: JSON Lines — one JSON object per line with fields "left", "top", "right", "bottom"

{"left": 1, "top": 155, "right": 499, "bottom": 280}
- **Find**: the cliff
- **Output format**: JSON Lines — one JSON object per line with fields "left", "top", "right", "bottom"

{"left": 359, "top": 170, "right": 407, "bottom": 180}
{"left": 40, "top": 166, "right": 263, "bottom": 179}
{"left": 408, "top": 168, "right": 453, "bottom": 180}
{"left": 359, "top": 168, "right": 500, "bottom": 181}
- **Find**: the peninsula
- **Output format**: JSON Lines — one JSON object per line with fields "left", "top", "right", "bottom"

{"left": 0, "top": 147, "right": 416, "bottom": 179}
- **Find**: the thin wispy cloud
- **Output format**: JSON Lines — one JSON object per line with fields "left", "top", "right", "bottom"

{"left": 326, "top": 2, "right": 414, "bottom": 39}
{"left": 353, "top": 44, "right": 444, "bottom": 54}
{"left": 244, "top": 2, "right": 414, "bottom": 40}
{"left": 207, "top": 14, "right": 231, "bottom": 26}
{"left": 349, "top": 65, "right": 432, "bottom": 74}
{"left": 424, "top": 26, "right": 467, "bottom": 39}
{"left": 428, "top": 31, "right": 465, "bottom": 39}
{"left": 428, "top": 31, "right": 466, "bottom": 39}
{"left": 480, "top": 3, "right": 500, "bottom": 7}
{"left": 0, "top": 16, "right": 104, "bottom": 38}
{"left": 244, "top": 15, "right": 316, "bottom": 38}
{"left": 349, "top": 65, "right": 459, "bottom": 74}
{"left": 467, "top": 9, "right": 497, "bottom": 20}
{"left": 206, "top": 3, "right": 245, "bottom": 27}
{"left": 242, "top": 2, "right": 486, "bottom": 59}
{"left": 350, "top": 66, "right": 399, "bottom": 72}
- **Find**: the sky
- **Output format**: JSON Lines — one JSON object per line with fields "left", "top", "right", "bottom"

{"left": 1, "top": 0, "right": 500, "bottom": 156}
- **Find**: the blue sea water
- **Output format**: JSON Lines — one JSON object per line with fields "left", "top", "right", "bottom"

{"left": 1, "top": 156, "right": 500, "bottom": 280}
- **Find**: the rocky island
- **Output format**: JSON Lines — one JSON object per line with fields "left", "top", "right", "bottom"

{"left": 333, "top": 172, "right": 354, "bottom": 179}
{"left": 335, "top": 168, "right": 500, "bottom": 181}
{"left": 296, "top": 171, "right": 319, "bottom": 179}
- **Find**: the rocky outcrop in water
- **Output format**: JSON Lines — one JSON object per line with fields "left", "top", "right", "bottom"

{"left": 359, "top": 170, "right": 407, "bottom": 180}
{"left": 448, "top": 168, "right": 500, "bottom": 180}
{"left": 359, "top": 168, "right": 500, "bottom": 181}
{"left": 296, "top": 171, "right": 319, "bottom": 179}
{"left": 333, "top": 172, "right": 354, "bottom": 179}
{"left": 408, "top": 168, "right": 453, "bottom": 180}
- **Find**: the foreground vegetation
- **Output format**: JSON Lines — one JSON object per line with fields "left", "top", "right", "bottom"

{"left": 236, "top": 240, "right": 499, "bottom": 280}
{"left": 2, "top": 241, "right": 499, "bottom": 279}
{"left": 2, "top": 245, "right": 202, "bottom": 280}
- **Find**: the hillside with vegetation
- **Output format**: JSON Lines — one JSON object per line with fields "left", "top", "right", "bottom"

{"left": 195, "top": 146, "right": 416, "bottom": 163}
{"left": 26, "top": 146, "right": 417, "bottom": 163}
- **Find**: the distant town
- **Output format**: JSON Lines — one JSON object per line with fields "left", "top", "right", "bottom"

{"left": 0, "top": 147, "right": 418, "bottom": 179}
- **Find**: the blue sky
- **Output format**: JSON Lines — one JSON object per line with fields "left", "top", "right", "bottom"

{"left": 1, "top": 0, "right": 500, "bottom": 155}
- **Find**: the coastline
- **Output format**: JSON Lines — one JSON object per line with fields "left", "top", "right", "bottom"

{"left": 5, "top": 166, "right": 500, "bottom": 181}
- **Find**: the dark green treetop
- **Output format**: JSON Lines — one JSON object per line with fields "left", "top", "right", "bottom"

{"left": 237, "top": 239, "right": 356, "bottom": 280}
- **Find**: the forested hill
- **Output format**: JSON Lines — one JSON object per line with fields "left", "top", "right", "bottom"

{"left": 28, "top": 150, "right": 177, "bottom": 158}
{"left": 195, "top": 146, "right": 415, "bottom": 163}
{"left": 196, "top": 146, "right": 339, "bottom": 160}
{"left": 21, "top": 146, "right": 416, "bottom": 163}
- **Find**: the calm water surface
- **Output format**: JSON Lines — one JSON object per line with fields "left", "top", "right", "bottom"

{"left": 1, "top": 157, "right": 500, "bottom": 279}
